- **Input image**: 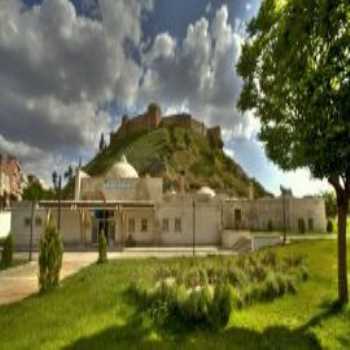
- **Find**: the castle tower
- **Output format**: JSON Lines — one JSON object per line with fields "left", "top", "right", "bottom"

{"left": 146, "top": 103, "right": 161, "bottom": 129}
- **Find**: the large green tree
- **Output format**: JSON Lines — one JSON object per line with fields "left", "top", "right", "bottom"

{"left": 237, "top": 0, "right": 350, "bottom": 304}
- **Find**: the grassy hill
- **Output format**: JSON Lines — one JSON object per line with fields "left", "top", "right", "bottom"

{"left": 83, "top": 126, "right": 270, "bottom": 198}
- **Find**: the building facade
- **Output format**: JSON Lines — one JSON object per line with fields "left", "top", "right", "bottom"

{"left": 12, "top": 156, "right": 327, "bottom": 249}
{"left": 0, "top": 154, "right": 24, "bottom": 209}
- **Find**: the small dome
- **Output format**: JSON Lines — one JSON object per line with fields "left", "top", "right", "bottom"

{"left": 197, "top": 186, "right": 216, "bottom": 198}
{"left": 107, "top": 155, "right": 138, "bottom": 179}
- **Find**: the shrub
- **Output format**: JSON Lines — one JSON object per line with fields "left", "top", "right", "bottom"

{"left": 260, "top": 272, "right": 280, "bottom": 300}
{"left": 209, "top": 283, "right": 232, "bottom": 329}
{"left": 261, "top": 251, "right": 277, "bottom": 267}
{"left": 183, "top": 287, "right": 211, "bottom": 324}
{"left": 326, "top": 220, "right": 333, "bottom": 233}
{"left": 298, "top": 265, "right": 309, "bottom": 282}
{"left": 148, "top": 299, "right": 170, "bottom": 325}
{"left": 1, "top": 234, "right": 13, "bottom": 268}
{"left": 230, "top": 287, "right": 244, "bottom": 309}
{"left": 227, "top": 266, "right": 247, "bottom": 286}
{"left": 97, "top": 230, "right": 108, "bottom": 264}
{"left": 39, "top": 222, "right": 63, "bottom": 293}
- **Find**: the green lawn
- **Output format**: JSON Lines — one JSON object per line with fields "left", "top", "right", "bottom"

{"left": 0, "top": 241, "right": 349, "bottom": 349}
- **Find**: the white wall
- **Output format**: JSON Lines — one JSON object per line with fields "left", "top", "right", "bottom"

{"left": 0, "top": 211, "right": 11, "bottom": 238}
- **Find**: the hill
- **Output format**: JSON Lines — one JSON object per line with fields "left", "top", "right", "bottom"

{"left": 83, "top": 125, "right": 270, "bottom": 198}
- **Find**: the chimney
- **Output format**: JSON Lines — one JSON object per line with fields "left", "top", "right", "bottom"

{"left": 249, "top": 181, "right": 254, "bottom": 200}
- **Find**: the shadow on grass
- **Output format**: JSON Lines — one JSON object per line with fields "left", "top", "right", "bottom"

{"left": 63, "top": 300, "right": 344, "bottom": 350}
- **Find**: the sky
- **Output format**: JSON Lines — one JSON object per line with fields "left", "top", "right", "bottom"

{"left": 0, "top": 0, "right": 330, "bottom": 196}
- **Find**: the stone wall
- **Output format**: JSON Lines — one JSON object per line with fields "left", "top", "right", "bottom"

{"left": 111, "top": 104, "right": 161, "bottom": 143}
{"left": 223, "top": 196, "right": 326, "bottom": 233}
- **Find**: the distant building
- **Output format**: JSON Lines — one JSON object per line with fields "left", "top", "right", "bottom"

{"left": 0, "top": 154, "right": 24, "bottom": 208}
{"left": 110, "top": 103, "right": 224, "bottom": 149}
{"left": 12, "top": 155, "right": 327, "bottom": 249}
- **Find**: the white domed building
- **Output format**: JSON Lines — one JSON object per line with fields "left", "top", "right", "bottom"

{"left": 12, "top": 155, "right": 327, "bottom": 250}
{"left": 106, "top": 155, "right": 139, "bottom": 179}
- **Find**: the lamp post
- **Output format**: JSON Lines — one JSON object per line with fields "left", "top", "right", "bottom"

{"left": 52, "top": 173, "right": 62, "bottom": 232}
{"left": 192, "top": 199, "right": 196, "bottom": 257}
{"left": 29, "top": 200, "right": 37, "bottom": 261}
{"left": 280, "top": 185, "right": 287, "bottom": 245}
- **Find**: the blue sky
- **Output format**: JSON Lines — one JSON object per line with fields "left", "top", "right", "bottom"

{"left": 0, "top": 0, "right": 329, "bottom": 195}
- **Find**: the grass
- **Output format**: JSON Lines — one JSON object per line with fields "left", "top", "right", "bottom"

{"left": 0, "top": 241, "right": 349, "bottom": 349}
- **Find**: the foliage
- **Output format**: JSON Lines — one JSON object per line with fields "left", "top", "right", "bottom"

{"left": 327, "top": 220, "right": 334, "bottom": 234}
{"left": 321, "top": 191, "right": 337, "bottom": 218}
{"left": 38, "top": 222, "right": 63, "bottom": 293}
{"left": 1, "top": 234, "right": 13, "bottom": 268}
{"left": 237, "top": 0, "right": 350, "bottom": 303}
{"left": 97, "top": 230, "right": 108, "bottom": 264}
{"left": 128, "top": 250, "right": 307, "bottom": 329}
{"left": 22, "top": 181, "right": 55, "bottom": 201}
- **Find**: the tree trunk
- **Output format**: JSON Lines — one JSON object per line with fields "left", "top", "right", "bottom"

{"left": 336, "top": 192, "right": 349, "bottom": 305}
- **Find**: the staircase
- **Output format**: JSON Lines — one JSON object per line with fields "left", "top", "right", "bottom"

{"left": 231, "top": 236, "right": 253, "bottom": 254}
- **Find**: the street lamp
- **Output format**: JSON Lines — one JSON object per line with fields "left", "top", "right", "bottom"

{"left": 52, "top": 172, "right": 62, "bottom": 232}
{"left": 192, "top": 199, "right": 196, "bottom": 257}
{"left": 29, "top": 201, "right": 39, "bottom": 261}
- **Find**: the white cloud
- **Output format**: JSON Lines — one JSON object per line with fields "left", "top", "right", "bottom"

{"left": 223, "top": 147, "right": 235, "bottom": 159}
{"left": 140, "top": 5, "right": 255, "bottom": 139}
{"left": 0, "top": 0, "right": 152, "bottom": 180}
{"left": 279, "top": 169, "right": 331, "bottom": 197}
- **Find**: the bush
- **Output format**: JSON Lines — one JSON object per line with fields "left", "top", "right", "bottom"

{"left": 261, "top": 251, "right": 277, "bottom": 267}
{"left": 39, "top": 222, "right": 63, "bottom": 293}
{"left": 326, "top": 220, "right": 333, "bottom": 233}
{"left": 97, "top": 230, "right": 108, "bottom": 264}
{"left": 260, "top": 272, "right": 280, "bottom": 300}
{"left": 1, "top": 234, "right": 13, "bottom": 268}
{"left": 183, "top": 287, "right": 212, "bottom": 324}
{"left": 209, "top": 283, "right": 232, "bottom": 329}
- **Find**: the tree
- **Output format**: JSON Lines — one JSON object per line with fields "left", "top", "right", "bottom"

{"left": 22, "top": 180, "right": 55, "bottom": 201}
{"left": 321, "top": 191, "right": 337, "bottom": 218}
{"left": 64, "top": 165, "right": 74, "bottom": 183}
{"left": 52, "top": 171, "right": 58, "bottom": 189}
{"left": 237, "top": 0, "right": 350, "bottom": 304}
{"left": 38, "top": 220, "right": 63, "bottom": 293}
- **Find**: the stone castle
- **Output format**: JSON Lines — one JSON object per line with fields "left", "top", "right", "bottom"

{"left": 110, "top": 103, "right": 224, "bottom": 148}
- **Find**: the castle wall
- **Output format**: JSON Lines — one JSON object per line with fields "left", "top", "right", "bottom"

{"left": 111, "top": 105, "right": 161, "bottom": 143}
{"left": 110, "top": 106, "right": 224, "bottom": 149}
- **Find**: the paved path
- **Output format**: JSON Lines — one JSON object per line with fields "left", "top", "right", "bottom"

{"left": 0, "top": 247, "right": 231, "bottom": 305}
{"left": 0, "top": 253, "right": 98, "bottom": 305}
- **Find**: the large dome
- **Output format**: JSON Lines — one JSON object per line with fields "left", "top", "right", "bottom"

{"left": 106, "top": 155, "right": 139, "bottom": 179}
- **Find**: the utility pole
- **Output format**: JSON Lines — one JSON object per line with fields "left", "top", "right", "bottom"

{"left": 192, "top": 199, "right": 196, "bottom": 257}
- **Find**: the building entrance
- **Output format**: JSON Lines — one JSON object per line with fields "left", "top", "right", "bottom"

{"left": 92, "top": 210, "right": 116, "bottom": 244}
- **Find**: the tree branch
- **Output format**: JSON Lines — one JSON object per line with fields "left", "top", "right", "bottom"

{"left": 328, "top": 175, "right": 343, "bottom": 194}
